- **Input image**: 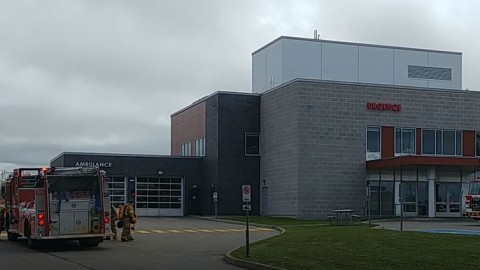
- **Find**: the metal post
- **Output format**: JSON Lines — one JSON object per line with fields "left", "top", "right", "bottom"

{"left": 366, "top": 182, "right": 371, "bottom": 226}
{"left": 368, "top": 199, "right": 371, "bottom": 225}
{"left": 214, "top": 200, "right": 218, "bottom": 219}
{"left": 400, "top": 168, "right": 404, "bottom": 232}
{"left": 246, "top": 206, "right": 250, "bottom": 257}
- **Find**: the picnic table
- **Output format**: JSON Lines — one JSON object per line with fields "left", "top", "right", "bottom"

{"left": 327, "top": 209, "right": 360, "bottom": 225}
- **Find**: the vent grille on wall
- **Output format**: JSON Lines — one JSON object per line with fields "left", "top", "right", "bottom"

{"left": 408, "top": 65, "right": 452, "bottom": 80}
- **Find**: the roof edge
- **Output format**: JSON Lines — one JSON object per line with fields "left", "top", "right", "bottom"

{"left": 170, "top": 91, "right": 259, "bottom": 117}
{"left": 252, "top": 36, "right": 462, "bottom": 56}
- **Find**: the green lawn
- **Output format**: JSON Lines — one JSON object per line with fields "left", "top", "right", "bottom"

{"left": 222, "top": 216, "right": 480, "bottom": 270}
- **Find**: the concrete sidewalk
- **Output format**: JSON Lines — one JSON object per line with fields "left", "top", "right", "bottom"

{"left": 373, "top": 218, "right": 480, "bottom": 233}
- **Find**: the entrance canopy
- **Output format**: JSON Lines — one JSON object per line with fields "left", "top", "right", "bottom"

{"left": 366, "top": 156, "right": 480, "bottom": 171}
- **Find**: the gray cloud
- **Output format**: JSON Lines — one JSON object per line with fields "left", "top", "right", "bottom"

{"left": 1, "top": 0, "right": 479, "bottom": 173}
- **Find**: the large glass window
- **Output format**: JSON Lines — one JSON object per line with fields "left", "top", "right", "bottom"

{"left": 436, "top": 130, "right": 442, "bottom": 154}
{"left": 395, "top": 128, "right": 415, "bottom": 155}
{"left": 456, "top": 130, "right": 462, "bottom": 156}
{"left": 245, "top": 133, "right": 260, "bottom": 156}
{"left": 194, "top": 138, "right": 205, "bottom": 156}
{"left": 181, "top": 142, "right": 192, "bottom": 156}
{"left": 367, "top": 127, "right": 380, "bottom": 152}
{"left": 443, "top": 130, "right": 456, "bottom": 155}
{"left": 422, "top": 130, "right": 435, "bottom": 154}
{"left": 369, "top": 181, "right": 394, "bottom": 216}
{"left": 422, "top": 129, "right": 462, "bottom": 156}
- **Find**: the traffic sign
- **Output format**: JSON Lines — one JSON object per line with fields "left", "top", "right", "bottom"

{"left": 243, "top": 204, "right": 251, "bottom": 211}
{"left": 242, "top": 185, "right": 251, "bottom": 202}
{"left": 212, "top": 191, "right": 218, "bottom": 199}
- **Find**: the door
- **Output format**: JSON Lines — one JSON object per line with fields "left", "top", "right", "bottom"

{"left": 401, "top": 182, "right": 428, "bottom": 217}
{"left": 436, "top": 183, "right": 461, "bottom": 217}
{"left": 188, "top": 188, "right": 201, "bottom": 215}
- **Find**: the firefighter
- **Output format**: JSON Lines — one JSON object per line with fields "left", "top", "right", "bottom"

{"left": 110, "top": 204, "right": 118, "bottom": 240}
{"left": 121, "top": 199, "right": 137, "bottom": 242}
{"left": 0, "top": 205, "right": 5, "bottom": 232}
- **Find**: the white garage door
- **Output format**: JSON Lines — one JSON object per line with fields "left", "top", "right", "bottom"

{"left": 136, "top": 177, "right": 183, "bottom": 216}
{"left": 107, "top": 176, "right": 127, "bottom": 207}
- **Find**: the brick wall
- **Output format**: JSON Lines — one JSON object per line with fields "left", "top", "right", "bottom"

{"left": 261, "top": 80, "right": 480, "bottom": 218}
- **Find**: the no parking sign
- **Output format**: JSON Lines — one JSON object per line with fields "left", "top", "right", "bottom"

{"left": 242, "top": 185, "right": 251, "bottom": 202}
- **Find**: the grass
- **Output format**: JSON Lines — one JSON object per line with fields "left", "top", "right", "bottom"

{"left": 222, "top": 216, "right": 480, "bottom": 270}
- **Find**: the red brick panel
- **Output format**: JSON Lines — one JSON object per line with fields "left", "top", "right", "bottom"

{"left": 463, "top": 130, "right": 475, "bottom": 157}
{"left": 381, "top": 126, "right": 394, "bottom": 158}
{"left": 171, "top": 102, "right": 206, "bottom": 155}
{"left": 416, "top": 128, "right": 422, "bottom": 155}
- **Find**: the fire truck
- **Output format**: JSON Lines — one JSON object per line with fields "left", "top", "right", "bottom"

{"left": 464, "top": 176, "right": 480, "bottom": 220}
{"left": 2, "top": 167, "right": 111, "bottom": 248}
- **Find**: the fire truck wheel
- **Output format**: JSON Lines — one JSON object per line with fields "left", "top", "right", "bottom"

{"left": 25, "top": 225, "right": 38, "bottom": 249}
{"left": 7, "top": 231, "right": 18, "bottom": 241}
{"left": 79, "top": 238, "right": 102, "bottom": 247}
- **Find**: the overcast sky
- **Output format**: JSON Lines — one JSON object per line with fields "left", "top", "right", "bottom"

{"left": 1, "top": 0, "right": 479, "bottom": 174}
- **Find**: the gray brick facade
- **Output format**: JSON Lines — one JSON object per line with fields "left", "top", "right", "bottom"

{"left": 261, "top": 79, "right": 480, "bottom": 218}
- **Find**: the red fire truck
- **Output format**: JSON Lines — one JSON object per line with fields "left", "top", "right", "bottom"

{"left": 464, "top": 176, "right": 480, "bottom": 220}
{"left": 2, "top": 167, "right": 110, "bottom": 248}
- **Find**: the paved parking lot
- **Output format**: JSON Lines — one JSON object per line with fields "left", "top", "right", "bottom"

{"left": 0, "top": 217, "right": 279, "bottom": 270}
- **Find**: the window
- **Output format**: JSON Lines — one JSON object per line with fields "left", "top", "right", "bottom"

{"left": 443, "top": 130, "right": 456, "bottom": 155}
{"left": 395, "top": 128, "right": 415, "bottom": 155}
{"left": 422, "top": 129, "right": 462, "bottom": 156}
{"left": 366, "top": 127, "right": 380, "bottom": 152}
{"left": 369, "top": 181, "right": 394, "bottom": 216}
{"left": 408, "top": 65, "right": 452, "bottom": 81}
{"left": 180, "top": 142, "right": 191, "bottom": 156}
{"left": 194, "top": 138, "right": 205, "bottom": 156}
{"left": 245, "top": 133, "right": 260, "bottom": 156}
{"left": 422, "top": 130, "right": 435, "bottom": 154}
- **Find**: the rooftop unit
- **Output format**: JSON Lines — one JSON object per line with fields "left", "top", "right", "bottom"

{"left": 252, "top": 36, "right": 462, "bottom": 93}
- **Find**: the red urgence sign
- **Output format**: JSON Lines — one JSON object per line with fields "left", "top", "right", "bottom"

{"left": 366, "top": 102, "right": 401, "bottom": 112}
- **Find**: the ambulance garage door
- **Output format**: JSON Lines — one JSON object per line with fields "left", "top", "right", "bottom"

{"left": 108, "top": 176, "right": 127, "bottom": 207}
{"left": 136, "top": 177, "right": 183, "bottom": 216}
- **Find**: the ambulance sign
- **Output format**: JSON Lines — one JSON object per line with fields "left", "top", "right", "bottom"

{"left": 242, "top": 185, "right": 251, "bottom": 202}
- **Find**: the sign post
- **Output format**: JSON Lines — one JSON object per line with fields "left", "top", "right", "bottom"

{"left": 366, "top": 186, "right": 371, "bottom": 226}
{"left": 242, "top": 184, "right": 251, "bottom": 257}
{"left": 400, "top": 182, "right": 404, "bottom": 232}
{"left": 212, "top": 192, "right": 218, "bottom": 219}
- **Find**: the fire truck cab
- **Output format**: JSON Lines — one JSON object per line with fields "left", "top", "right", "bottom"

{"left": 4, "top": 167, "right": 109, "bottom": 248}
{"left": 464, "top": 176, "right": 480, "bottom": 220}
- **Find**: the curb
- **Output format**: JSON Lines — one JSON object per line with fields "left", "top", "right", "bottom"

{"left": 223, "top": 226, "right": 287, "bottom": 270}
{"left": 223, "top": 252, "right": 287, "bottom": 270}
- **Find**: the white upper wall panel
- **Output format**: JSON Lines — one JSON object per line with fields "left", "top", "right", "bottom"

{"left": 359, "top": 46, "right": 394, "bottom": 85}
{"left": 262, "top": 40, "right": 283, "bottom": 93}
{"left": 252, "top": 36, "right": 462, "bottom": 93}
{"left": 322, "top": 42, "right": 358, "bottom": 82}
{"left": 394, "top": 49, "right": 429, "bottom": 88}
{"left": 428, "top": 52, "right": 462, "bottom": 89}
{"left": 282, "top": 39, "right": 322, "bottom": 84}
{"left": 252, "top": 49, "right": 267, "bottom": 94}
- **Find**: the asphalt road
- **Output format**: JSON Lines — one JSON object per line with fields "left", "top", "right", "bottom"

{"left": 0, "top": 217, "right": 279, "bottom": 270}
